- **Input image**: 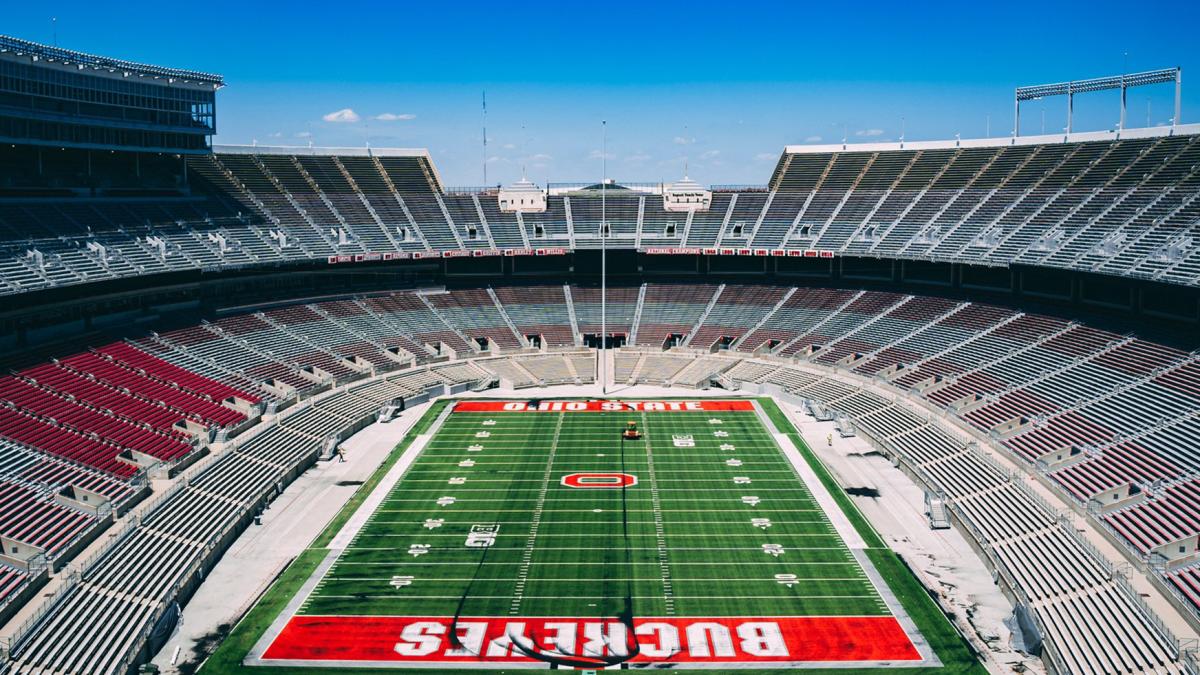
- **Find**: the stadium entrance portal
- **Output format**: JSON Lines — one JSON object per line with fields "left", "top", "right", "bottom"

{"left": 713, "top": 336, "right": 735, "bottom": 351}
{"left": 583, "top": 333, "right": 626, "bottom": 348}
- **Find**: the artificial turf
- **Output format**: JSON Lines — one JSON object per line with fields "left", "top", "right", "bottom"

{"left": 301, "top": 402, "right": 886, "bottom": 619}
{"left": 205, "top": 397, "right": 985, "bottom": 673}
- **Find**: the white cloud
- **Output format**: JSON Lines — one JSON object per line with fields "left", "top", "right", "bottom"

{"left": 323, "top": 108, "right": 360, "bottom": 123}
{"left": 589, "top": 149, "right": 615, "bottom": 160}
{"left": 673, "top": 136, "right": 695, "bottom": 145}
{"left": 700, "top": 149, "right": 721, "bottom": 160}
{"left": 374, "top": 112, "right": 416, "bottom": 121}
{"left": 527, "top": 153, "right": 553, "bottom": 161}
{"left": 804, "top": 135, "right": 823, "bottom": 143}
{"left": 855, "top": 128, "right": 884, "bottom": 137}
{"left": 485, "top": 155, "right": 507, "bottom": 164}
{"left": 502, "top": 143, "right": 516, "bottom": 150}
{"left": 754, "top": 152, "right": 776, "bottom": 161}
{"left": 295, "top": 131, "right": 313, "bottom": 138}
{"left": 269, "top": 132, "right": 283, "bottom": 138}
{"left": 625, "top": 152, "right": 652, "bottom": 162}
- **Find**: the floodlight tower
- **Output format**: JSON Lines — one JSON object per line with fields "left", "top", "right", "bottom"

{"left": 1014, "top": 67, "right": 1181, "bottom": 136}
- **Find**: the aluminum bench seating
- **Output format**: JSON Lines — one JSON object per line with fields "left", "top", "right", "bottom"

{"left": 423, "top": 289, "right": 522, "bottom": 349}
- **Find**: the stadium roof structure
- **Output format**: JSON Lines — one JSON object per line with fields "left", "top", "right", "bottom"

{"left": 0, "top": 34, "right": 224, "bottom": 86}
{"left": 213, "top": 144, "right": 433, "bottom": 158}
{"left": 579, "top": 181, "right": 632, "bottom": 191}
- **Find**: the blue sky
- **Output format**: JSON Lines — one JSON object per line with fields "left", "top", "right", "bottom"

{"left": 8, "top": 1, "right": 1199, "bottom": 186}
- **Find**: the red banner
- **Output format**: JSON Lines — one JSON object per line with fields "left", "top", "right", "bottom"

{"left": 262, "top": 615, "right": 920, "bottom": 665}
{"left": 325, "top": 248, "right": 833, "bottom": 264}
{"left": 453, "top": 399, "right": 755, "bottom": 413}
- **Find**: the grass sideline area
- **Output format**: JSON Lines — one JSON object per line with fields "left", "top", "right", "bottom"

{"left": 200, "top": 396, "right": 986, "bottom": 673}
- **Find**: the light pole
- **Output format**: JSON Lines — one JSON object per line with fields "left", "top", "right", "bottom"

{"left": 601, "top": 120, "right": 607, "bottom": 396}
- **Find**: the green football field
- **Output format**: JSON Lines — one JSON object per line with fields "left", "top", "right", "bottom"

{"left": 249, "top": 398, "right": 937, "bottom": 669}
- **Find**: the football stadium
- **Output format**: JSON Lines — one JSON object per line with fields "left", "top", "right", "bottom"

{"left": 0, "top": 6, "right": 1198, "bottom": 674}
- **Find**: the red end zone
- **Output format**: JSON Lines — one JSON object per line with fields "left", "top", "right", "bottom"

{"left": 261, "top": 615, "right": 921, "bottom": 665}
{"left": 454, "top": 399, "right": 755, "bottom": 413}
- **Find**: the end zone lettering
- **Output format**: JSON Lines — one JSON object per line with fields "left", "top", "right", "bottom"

{"left": 453, "top": 400, "right": 755, "bottom": 413}
{"left": 261, "top": 615, "right": 921, "bottom": 664}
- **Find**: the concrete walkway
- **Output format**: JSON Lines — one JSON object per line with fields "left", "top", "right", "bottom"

{"left": 149, "top": 401, "right": 432, "bottom": 673}
{"left": 779, "top": 403, "right": 1044, "bottom": 674}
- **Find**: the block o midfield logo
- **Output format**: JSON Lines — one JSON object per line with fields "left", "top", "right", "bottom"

{"left": 560, "top": 472, "right": 638, "bottom": 489}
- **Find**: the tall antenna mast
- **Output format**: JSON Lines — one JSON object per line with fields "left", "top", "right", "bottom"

{"left": 683, "top": 124, "right": 689, "bottom": 177}
{"left": 481, "top": 91, "right": 488, "bottom": 186}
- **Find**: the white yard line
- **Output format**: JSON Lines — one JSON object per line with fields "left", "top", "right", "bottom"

{"left": 346, "top": 546, "right": 851, "bottom": 552}
{"left": 362, "top": 519, "right": 829, "bottom": 524}
{"left": 336, "top": 532, "right": 843, "bottom": 538}
{"left": 639, "top": 410, "right": 676, "bottom": 616}
{"left": 332, "top": 577, "right": 870, "bottom": 582}
{"left": 508, "top": 412, "right": 563, "bottom": 615}
{"left": 337, "top": 560, "right": 860, "bottom": 566}
{"left": 380, "top": 495, "right": 821, "bottom": 502}
{"left": 309, "top": 590, "right": 878, "bottom": 595}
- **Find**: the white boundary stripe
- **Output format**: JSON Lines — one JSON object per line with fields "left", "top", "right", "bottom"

{"left": 248, "top": 403, "right": 459, "bottom": 662}
{"left": 768, "top": 431, "right": 866, "bottom": 550}
{"left": 756, "top": 401, "right": 940, "bottom": 666}
{"left": 328, "top": 405, "right": 452, "bottom": 550}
